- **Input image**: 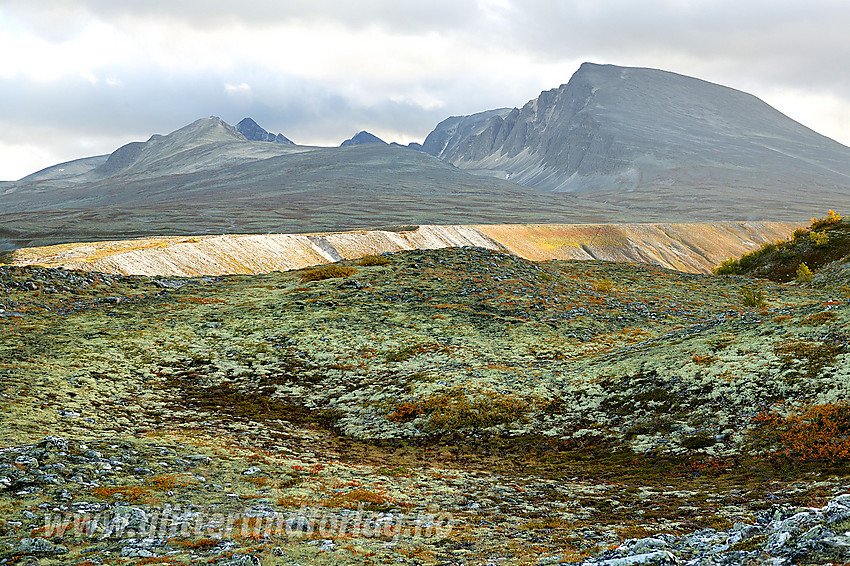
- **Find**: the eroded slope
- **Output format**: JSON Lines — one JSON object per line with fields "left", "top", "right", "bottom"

{"left": 5, "top": 221, "right": 801, "bottom": 277}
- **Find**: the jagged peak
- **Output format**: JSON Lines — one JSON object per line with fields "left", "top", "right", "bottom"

{"left": 340, "top": 131, "right": 387, "bottom": 147}
{"left": 235, "top": 117, "right": 295, "bottom": 145}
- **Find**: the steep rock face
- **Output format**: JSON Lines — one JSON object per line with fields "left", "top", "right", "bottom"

{"left": 236, "top": 117, "right": 295, "bottom": 144}
{"left": 436, "top": 63, "right": 850, "bottom": 198}
{"left": 421, "top": 108, "right": 512, "bottom": 158}
{"left": 340, "top": 131, "right": 387, "bottom": 146}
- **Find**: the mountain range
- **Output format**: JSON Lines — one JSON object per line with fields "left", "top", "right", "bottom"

{"left": 2, "top": 62, "right": 850, "bottom": 249}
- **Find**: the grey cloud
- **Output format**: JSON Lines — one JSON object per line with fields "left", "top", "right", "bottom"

{"left": 502, "top": 1, "right": 850, "bottom": 94}
{"left": 3, "top": 0, "right": 850, "bottom": 180}
{"left": 8, "top": 0, "right": 484, "bottom": 33}
{"left": 0, "top": 69, "right": 475, "bottom": 166}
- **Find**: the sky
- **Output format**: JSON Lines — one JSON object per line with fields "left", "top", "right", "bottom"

{"left": 2, "top": 0, "right": 850, "bottom": 181}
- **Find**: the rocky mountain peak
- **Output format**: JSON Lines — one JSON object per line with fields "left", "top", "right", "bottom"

{"left": 429, "top": 63, "right": 850, "bottom": 197}
{"left": 236, "top": 117, "right": 294, "bottom": 145}
{"left": 340, "top": 131, "right": 387, "bottom": 147}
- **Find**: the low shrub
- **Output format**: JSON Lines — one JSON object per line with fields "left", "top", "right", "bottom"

{"left": 385, "top": 342, "right": 448, "bottom": 363}
{"left": 796, "top": 263, "right": 813, "bottom": 283}
{"left": 714, "top": 257, "right": 740, "bottom": 275}
{"left": 800, "top": 311, "right": 839, "bottom": 326}
{"left": 359, "top": 254, "right": 392, "bottom": 266}
{"left": 810, "top": 210, "right": 842, "bottom": 231}
{"left": 739, "top": 285, "right": 766, "bottom": 308}
{"left": 300, "top": 264, "right": 356, "bottom": 281}
{"left": 692, "top": 354, "right": 717, "bottom": 366}
{"left": 387, "top": 403, "right": 422, "bottom": 422}
{"left": 751, "top": 402, "right": 850, "bottom": 462}
{"left": 325, "top": 488, "right": 395, "bottom": 510}
{"left": 714, "top": 240, "right": 783, "bottom": 275}
{"left": 681, "top": 433, "right": 717, "bottom": 450}
{"left": 594, "top": 277, "right": 614, "bottom": 292}
{"left": 809, "top": 231, "right": 830, "bottom": 247}
{"left": 713, "top": 212, "right": 846, "bottom": 281}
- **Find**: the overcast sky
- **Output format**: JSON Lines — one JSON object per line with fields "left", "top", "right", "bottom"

{"left": 2, "top": 0, "right": 850, "bottom": 181}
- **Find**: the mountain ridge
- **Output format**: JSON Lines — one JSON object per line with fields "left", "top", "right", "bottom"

{"left": 434, "top": 63, "right": 850, "bottom": 196}
{"left": 3, "top": 63, "right": 850, "bottom": 250}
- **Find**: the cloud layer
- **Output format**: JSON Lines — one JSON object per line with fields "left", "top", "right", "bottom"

{"left": 2, "top": 0, "right": 849, "bottom": 180}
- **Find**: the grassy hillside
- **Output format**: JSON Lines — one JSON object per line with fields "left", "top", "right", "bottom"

{"left": 715, "top": 210, "right": 850, "bottom": 284}
{"left": 1, "top": 247, "right": 849, "bottom": 564}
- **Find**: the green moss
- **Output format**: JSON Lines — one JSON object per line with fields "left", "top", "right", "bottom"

{"left": 729, "top": 534, "right": 768, "bottom": 552}
{"left": 774, "top": 339, "right": 843, "bottom": 379}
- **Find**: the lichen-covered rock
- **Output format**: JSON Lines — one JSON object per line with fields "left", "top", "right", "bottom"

{"left": 221, "top": 553, "right": 262, "bottom": 566}
{"left": 16, "top": 536, "right": 68, "bottom": 555}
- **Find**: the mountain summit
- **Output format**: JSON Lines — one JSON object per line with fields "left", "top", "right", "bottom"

{"left": 340, "top": 131, "right": 387, "bottom": 147}
{"left": 428, "top": 63, "right": 850, "bottom": 203}
{"left": 236, "top": 117, "right": 294, "bottom": 145}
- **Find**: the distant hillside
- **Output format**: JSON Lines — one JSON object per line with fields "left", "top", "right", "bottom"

{"left": 0, "top": 139, "right": 604, "bottom": 249}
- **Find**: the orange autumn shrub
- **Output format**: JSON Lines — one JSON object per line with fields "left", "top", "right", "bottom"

{"left": 751, "top": 402, "right": 850, "bottom": 462}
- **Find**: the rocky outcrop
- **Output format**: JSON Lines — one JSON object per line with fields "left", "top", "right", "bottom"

{"left": 6, "top": 222, "right": 801, "bottom": 276}
{"left": 236, "top": 117, "right": 294, "bottom": 144}
{"left": 577, "top": 496, "right": 850, "bottom": 565}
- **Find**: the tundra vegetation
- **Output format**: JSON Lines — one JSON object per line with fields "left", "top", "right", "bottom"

{"left": 1, "top": 215, "right": 849, "bottom": 564}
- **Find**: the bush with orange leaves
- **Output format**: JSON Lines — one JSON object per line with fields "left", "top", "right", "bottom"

{"left": 751, "top": 402, "right": 850, "bottom": 463}
{"left": 386, "top": 385, "right": 532, "bottom": 431}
